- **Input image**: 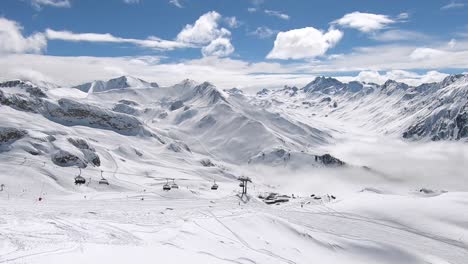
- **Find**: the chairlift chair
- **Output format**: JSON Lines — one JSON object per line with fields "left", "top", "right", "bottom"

{"left": 211, "top": 180, "right": 218, "bottom": 190}
{"left": 163, "top": 179, "right": 171, "bottom": 191}
{"left": 171, "top": 179, "right": 179, "bottom": 189}
{"left": 98, "top": 171, "right": 109, "bottom": 185}
{"left": 99, "top": 178, "right": 109, "bottom": 185}
{"left": 74, "top": 168, "right": 86, "bottom": 185}
{"left": 239, "top": 182, "right": 244, "bottom": 188}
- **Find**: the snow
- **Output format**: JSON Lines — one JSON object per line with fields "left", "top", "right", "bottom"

{"left": 1, "top": 75, "right": 468, "bottom": 263}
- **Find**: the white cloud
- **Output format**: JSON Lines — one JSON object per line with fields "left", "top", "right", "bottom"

{"left": 267, "top": 27, "right": 343, "bottom": 60}
{"left": 332, "top": 12, "right": 395, "bottom": 32}
{"left": 247, "top": 7, "right": 257, "bottom": 13}
{"left": 0, "top": 53, "right": 455, "bottom": 92}
{"left": 441, "top": 1, "right": 465, "bottom": 10}
{"left": 249, "top": 26, "right": 277, "bottom": 39}
{"left": 0, "top": 17, "right": 47, "bottom": 54}
{"left": 31, "top": 0, "right": 70, "bottom": 9}
{"left": 224, "top": 17, "right": 240, "bottom": 28}
{"left": 312, "top": 41, "right": 468, "bottom": 73}
{"left": 169, "top": 0, "right": 183, "bottom": 8}
{"left": 339, "top": 70, "right": 449, "bottom": 86}
{"left": 397, "top": 12, "right": 410, "bottom": 20}
{"left": 264, "top": 10, "right": 290, "bottom": 20}
{"left": 202, "top": 37, "right": 234, "bottom": 57}
{"left": 45, "top": 29, "right": 189, "bottom": 50}
{"left": 448, "top": 39, "right": 457, "bottom": 48}
{"left": 409, "top": 47, "right": 447, "bottom": 60}
{"left": 176, "top": 11, "right": 230, "bottom": 45}
{"left": 371, "top": 30, "right": 429, "bottom": 42}
{"left": 123, "top": 0, "right": 140, "bottom": 4}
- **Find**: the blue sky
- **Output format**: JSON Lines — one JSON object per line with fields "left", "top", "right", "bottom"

{"left": 0, "top": 0, "right": 467, "bottom": 88}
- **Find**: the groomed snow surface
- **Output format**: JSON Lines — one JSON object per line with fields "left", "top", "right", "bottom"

{"left": 1, "top": 75, "right": 468, "bottom": 263}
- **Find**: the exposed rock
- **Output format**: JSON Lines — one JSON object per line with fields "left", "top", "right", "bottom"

{"left": 200, "top": 158, "right": 215, "bottom": 167}
{"left": 0, "top": 93, "right": 42, "bottom": 113}
{"left": 26, "top": 86, "right": 47, "bottom": 98}
{"left": 314, "top": 154, "right": 345, "bottom": 166}
{"left": 67, "top": 138, "right": 93, "bottom": 150}
{"left": 67, "top": 137, "right": 100, "bottom": 166}
{"left": 118, "top": 99, "right": 139, "bottom": 106}
{"left": 167, "top": 141, "right": 191, "bottom": 153}
{"left": 52, "top": 150, "right": 86, "bottom": 168}
{"left": 0, "top": 127, "right": 27, "bottom": 144}
{"left": 112, "top": 103, "right": 139, "bottom": 115}
{"left": 170, "top": 100, "right": 184, "bottom": 111}
{"left": 43, "top": 99, "right": 144, "bottom": 134}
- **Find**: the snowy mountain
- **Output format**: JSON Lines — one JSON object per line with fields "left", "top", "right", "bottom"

{"left": 74, "top": 76, "right": 159, "bottom": 93}
{"left": 1, "top": 74, "right": 468, "bottom": 264}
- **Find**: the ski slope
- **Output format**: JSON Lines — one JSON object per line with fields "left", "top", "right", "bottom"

{"left": 1, "top": 75, "right": 468, "bottom": 263}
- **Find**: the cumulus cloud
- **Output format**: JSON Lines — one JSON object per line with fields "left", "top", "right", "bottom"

{"left": 441, "top": 1, "right": 465, "bottom": 10}
{"left": 264, "top": 10, "right": 290, "bottom": 20}
{"left": 0, "top": 17, "right": 47, "bottom": 54}
{"left": 332, "top": 12, "right": 395, "bottom": 32}
{"left": 31, "top": 0, "right": 70, "bottom": 9}
{"left": 409, "top": 47, "right": 447, "bottom": 60}
{"left": 169, "top": 0, "right": 183, "bottom": 8}
{"left": 267, "top": 27, "right": 343, "bottom": 60}
{"left": 249, "top": 26, "right": 277, "bottom": 39}
{"left": 45, "top": 29, "right": 189, "bottom": 50}
{"left": 202, "top": 37, "right": 234, "bottom": 57}
{"left": 176, "top": 11, "right": 230, "bottom": 45}
{"left": 338, "top": 70, "right": 449, "bottom": 86}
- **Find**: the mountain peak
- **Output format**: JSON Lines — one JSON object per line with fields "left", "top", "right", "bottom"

{"left": 74, "top": 75, "right": 157, "bottom": 93}
{"left": 441, "top": 74, "right": 468, "bottom": 87}
{"left": 303, "top": 76, "right": 344, "bottom": 93}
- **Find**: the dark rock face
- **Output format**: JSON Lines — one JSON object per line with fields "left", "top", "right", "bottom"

{"left": 200, "top": 158, "right": 215, "bottom": 167}
{"left": 167, "top": 141, "right": 191, "bottom": 153}
{"left": 256, "top": 88, "right": 270, "bottom": 96}
{"left": 170, "top": 100, "right": 184, "bottom": 111}
{"left": 404, "top": 102, "right": 468, "bottom": 141}
{"left": 455, "top": 108, "right": 468, "bottom": 139}
{"left": 25, "top": 86, "right": 47, "bottom": 98}
{"left": 44, "top": 99, "right": 143, "bottom": 134}
{"left": 0, "top": 127, "right": 27, "bottom": 144}
{"left": 67, "top": 137, "right": 100, "bottom": 166}
{"left": 112, "top": 103, "right": 139, "bottom": 115}
{"left": 52, "top": 150, "right": 86, "bottom": 168}
{"left": 68, "top": 138, "right": 92, "bottom": 150}
{"left": 0, "top": 80, "right": 47, "bottom": 98}
{"left": 314, "top": 154, "right": 345, "bottom": 166}
{"left": 0, "top": 92, "right": 42, "bottom": 113}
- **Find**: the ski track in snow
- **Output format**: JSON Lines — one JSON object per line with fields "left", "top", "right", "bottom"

{"left": 1, "top": 76, "right": 468, "bottom": 263}
{"left": 1, "top": 193, "right": 468, "bottom": 264}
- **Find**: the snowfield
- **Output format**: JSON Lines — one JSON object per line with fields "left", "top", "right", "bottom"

{"left": 1, "top": 75, "right": 468, "bottom": 263}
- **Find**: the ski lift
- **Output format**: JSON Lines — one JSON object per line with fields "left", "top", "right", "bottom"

{"left": 74, "top": 168, "right": 86, "bottom": 185}
{"left": 163, "top": 179, "right": 171, "bottom": 191}
{"left": 211, "top": 180, "right": 218, "bottom": 190}
{"left": 98, "top": 170, "right": 109, "bottom": 185}
{"left": 171, "top": 179, "right": 179, "bottom": 189}
{"left": 239, "top": 182, "right": 244, "bottom": 188}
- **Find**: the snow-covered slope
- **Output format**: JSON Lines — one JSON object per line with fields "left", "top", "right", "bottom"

{"left": 74, "top": 76, "right": 159, "bottom": 93}
{"left": 1, "top": 75, "right": 468, "bottom": 264}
